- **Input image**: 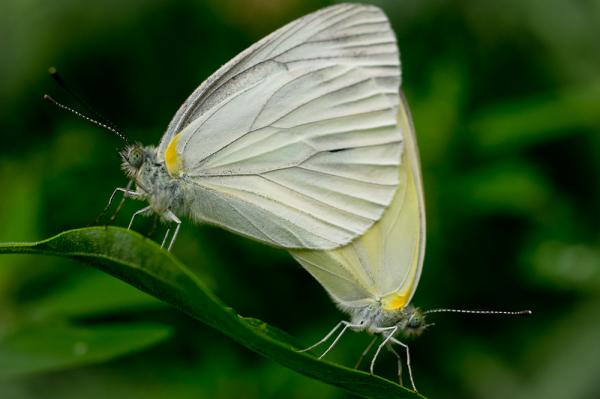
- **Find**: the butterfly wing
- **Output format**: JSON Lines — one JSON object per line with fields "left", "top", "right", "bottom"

{"left": 161, "top": 4, "right": 403, "bottom": 249}
{"left": 290, "top": 92, "right": 426, "bottom": 309}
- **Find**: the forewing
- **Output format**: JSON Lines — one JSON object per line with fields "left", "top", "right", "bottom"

{"left": 162, "top": 4, "right": 403, "bottom": 249}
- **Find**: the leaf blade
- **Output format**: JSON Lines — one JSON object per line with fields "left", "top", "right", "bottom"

{"left": 0, "top": 227, "right": 424, "bottom": 399}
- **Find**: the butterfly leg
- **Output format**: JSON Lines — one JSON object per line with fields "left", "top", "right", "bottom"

{"left": 390, "top": 337, "right": 417, "bottom": 392}
{"left": 369, "top": 326, "right": 398, "bottom": 375}
{"left": 162, "top": 210, "right": 181, "bottom": 251}
{"left": 386, "top": 342, "right": 403, "bottom": 387}
{"left": 160, "top": 227, "right": 170, "bottom": 248}
{"left": 97, "top": 185, "right": 127, "bottom": 224}
{"left": 97, "top": 182, "right": 141, "bottom": 224}
{"left": 317, "top": 321, "right": 358, "bottom": 359}
{"left": 298, "top": 321, "right": 345, "bottom": 353}
{"left": 354, "top": 336, "right": 378, "bottom": 369}
{"left": 128, "top": 205, "right": 152, "bottom": 230}
{"left": 109, "top": 181, "right": 137, "bottom": 224}
{"left": 298, "top": 320, "right": 363, "bottom": 360}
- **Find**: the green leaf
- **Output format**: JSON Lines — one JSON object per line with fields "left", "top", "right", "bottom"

{"left": 0, "top": 227, "right": 425, "bottom": 399}
{"left": 0, "top": 321, "right": 172, "bottom": 379}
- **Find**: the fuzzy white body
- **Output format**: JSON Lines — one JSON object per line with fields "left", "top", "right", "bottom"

{"left": 129, "top": 146, "right": 228, "bottom": 225}
{"left": 348, "top": 303, "right": 425, "bottom": 336}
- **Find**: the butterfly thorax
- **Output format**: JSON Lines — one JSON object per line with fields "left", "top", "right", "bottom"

{"left": 350, "top": 303, "right": 428, "bottom": 338}
{"left": 121, "top": 145, "right": 185, "bottom": 218}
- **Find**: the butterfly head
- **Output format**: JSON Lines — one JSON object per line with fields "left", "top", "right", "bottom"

{"left": 397, "top": 305, "right": 430, "bottom": 338}
{"left": 120, "top": 144, "right": 147, "bottom": 178}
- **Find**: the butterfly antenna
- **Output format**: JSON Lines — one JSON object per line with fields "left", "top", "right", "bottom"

{"left": 43, "top": 94, "right": 129, "bottom": 144}
{"left": 424, "top": 308, "right": 532, "bottom": 316}
{"left": 48, "top": 67, "right": 121, "bottom": 132}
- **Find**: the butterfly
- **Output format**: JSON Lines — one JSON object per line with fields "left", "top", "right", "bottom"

{"left": 290, "top": 91, "right": 531, "bottom": 393}
{"left": 113, "top": 3, "right": 404, "bottom": 250}
{"left": 290, "top": 92, "right": 426, "bottom": 390}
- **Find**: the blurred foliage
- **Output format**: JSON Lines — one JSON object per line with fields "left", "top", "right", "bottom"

{"left": 0, "top": 0, "right": 599, "bottom": 398}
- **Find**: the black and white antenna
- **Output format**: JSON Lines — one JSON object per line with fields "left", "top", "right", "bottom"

{"left": 424, "top": 308, "right": 532, "bottom": 316}
{"left": 44, "top": 67, "right": 128, "bottom": 144}
{"left": 43, "top": 94, "right": 129, "bottom": 144}
{"left": 48, "top": 67, "right": 122, "bottom": 131}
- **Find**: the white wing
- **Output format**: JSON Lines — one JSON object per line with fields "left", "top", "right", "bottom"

{"left": 290, "top": 93, "right": 426, "bottom": 309}
{"left": 161, "top": 4, "right": 403, "bottom": 249}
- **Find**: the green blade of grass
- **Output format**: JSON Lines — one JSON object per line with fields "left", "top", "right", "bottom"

{"left": 0, "top": 227, "right": 425, "bottom": 399}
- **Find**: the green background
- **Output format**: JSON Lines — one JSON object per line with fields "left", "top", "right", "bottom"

{"left": 1, "top": 0, "right": 599, "bottom": 398}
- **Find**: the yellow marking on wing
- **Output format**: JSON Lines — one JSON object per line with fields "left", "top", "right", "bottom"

{"left": 382, "top": 293, "right": 409, "bottom": 310}
{"left": 165, "top": 133, "right": 183, "bottom": 177}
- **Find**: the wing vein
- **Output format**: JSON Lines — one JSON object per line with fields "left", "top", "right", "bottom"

{"left": 297, "top": 165, "right": 399, "bottom": 186}
{"left": 260, "top": 174, "right": 383, "bottom": 214}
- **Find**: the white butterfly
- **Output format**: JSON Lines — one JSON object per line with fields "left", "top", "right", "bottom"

{"left": 115, "top": 3, "right": 404, "bottom": 250}
{"left": 291, "top": 94, "right": 532, "bottom": 391}
{"left": 291, "top": 92, "right": 426, "bottom": 390}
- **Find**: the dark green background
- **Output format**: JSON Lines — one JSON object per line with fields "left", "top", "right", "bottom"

{"left": 1, "top": 0, "right": 599, "bottom": 398}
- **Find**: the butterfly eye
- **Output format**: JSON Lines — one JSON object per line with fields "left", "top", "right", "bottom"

{"left": 128, "top": 147, "right": 144, "bottom": 168}
{"left": 408, "top": 317, "right": 422, "bottom": 328}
